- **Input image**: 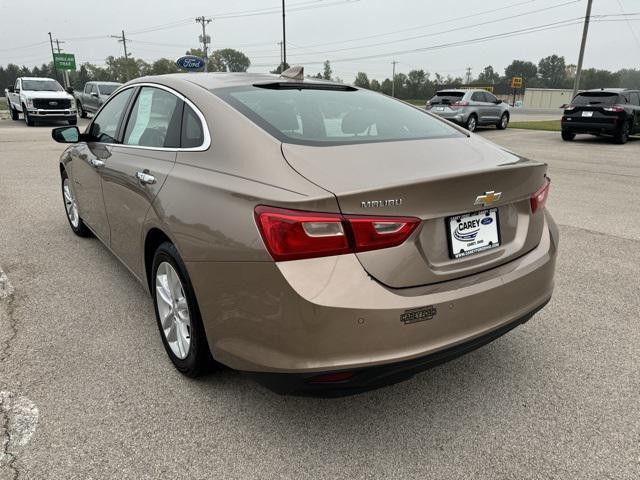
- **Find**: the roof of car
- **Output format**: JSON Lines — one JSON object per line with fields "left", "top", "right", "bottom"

{"left": 582, "top": 88, "right": 636, "bottom": 93}
{"left": 88, "top": 81, "right": 122, "bottom": 85}
{"left": 129, "top": 72, "right": 347, "bottom": 90}
{"left": 436, "top": 89, "right": 490, "bottom": 94}
{"left": 20, "top": 77, "right": 58, "bottom": 81}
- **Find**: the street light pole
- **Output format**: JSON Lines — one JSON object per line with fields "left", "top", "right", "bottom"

{"left": 282, "top": 0, "right": 287, "bottom": 70}
{"left": 572, "top": 0, "right": 593, "bottom": 98}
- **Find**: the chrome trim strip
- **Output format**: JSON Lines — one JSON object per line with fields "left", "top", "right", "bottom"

{"left": 87, "top": 82, "right": 211, "bottom": 152}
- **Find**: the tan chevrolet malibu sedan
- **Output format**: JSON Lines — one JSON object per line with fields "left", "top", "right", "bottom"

{"left": 52, "top": 69, "right": 557, "bottom": 395}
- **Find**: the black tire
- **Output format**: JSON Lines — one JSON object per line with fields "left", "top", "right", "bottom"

{"left": 23, "top": 105, "right": 34, "bottom": 126}
{"left": 77, "top": 102, "right": 87, "bottom": 118}
{"left": 496, "top": 112, "right": 509, "bottom": 130}
{"left": 9, "top": 104, "right": 19, "bottom": 120}
{"left": 613, "top": 120, "right": 630, "bottom": 144}
{"left": 68, "top": 116, "right": 77, "bottom": 125}
{"left": 151, "top": 242, "right": 214, "bottom": 377}
{"left": 465, "top": 114, "right": 478, "bottom": 132}
{"left": 61, "top": 170, "right": 92, "bottom": 237}
{"left": 561, "top": 130, "right": 575, "bottom": 141}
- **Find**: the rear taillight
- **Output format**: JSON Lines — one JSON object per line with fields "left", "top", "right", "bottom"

{"left": 564, "top": 104, "right": 575, "bottom": 111}
{"left": 254, "top": 206, "right": 420, "bottom": 261}
{"left": 603, "top": 105, "right": 625, "bottom": 112}
{"left": 530, "top": 177, "right": 551, "bottom": 214}
{"left": 451, "top": 101, "right": 469, "bottom": 110}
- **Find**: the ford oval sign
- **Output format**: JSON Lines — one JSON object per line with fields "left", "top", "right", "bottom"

{"left": 176, "top": 55, "right": 205, "bottom": 71}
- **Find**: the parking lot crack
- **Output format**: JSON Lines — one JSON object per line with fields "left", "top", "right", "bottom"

{"left": 0, "top": 397, "right": 18, "bottom": 480}
{"left": 0, "top": 267, "right": 16, "bottom": 363}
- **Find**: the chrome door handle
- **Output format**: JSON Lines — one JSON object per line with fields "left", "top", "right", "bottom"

{"left": 90, "top": 158, "right": 105, "bottom": 168}
{"left": 135, "top": 171, "right": 156, "bottom": 185}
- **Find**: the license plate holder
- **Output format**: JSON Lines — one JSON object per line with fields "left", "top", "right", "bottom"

{"left": 581, "top": 111, "right": 594, "bottom": 117}
{"left": 447, "top": 208, "right": 500, "bottom": 259}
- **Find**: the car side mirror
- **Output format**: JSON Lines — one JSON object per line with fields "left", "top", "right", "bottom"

{"left": 90, "top": 92, "right": 99, "bottom": 98}
{"left": 52, "top": 126, "right": 80, "bottom": 143}
{"left": 496, "top": 99, "right": 503, "bottom": 104}
{"left": 66, "top": 87, "right": 74, "bottom": 94}
{"left": 14, "top": 88, "right": 20, "bottom": 94}
{"left": 6, "top": 86, "right": 14, "bottom": 93}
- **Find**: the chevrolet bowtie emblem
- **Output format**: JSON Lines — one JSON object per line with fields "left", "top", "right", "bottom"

{"left": 474, "top": 191, "right": 502, "bottom": 206}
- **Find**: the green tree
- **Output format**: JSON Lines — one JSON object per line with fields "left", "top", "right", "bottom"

{"left": 322, "top": 60, "right": 332, "bottom": 80}
{"left": 406, "top": 69, "right": 427, "bottom": 99}
{"left": 209, "top": 48, "right": 250, "bottom": 72}
{"left": 353, "top": 71, "right": 370, "bottom": 89}
{"left": 477, "top": 65, "right": 500, "bottom": 84}
{"left": 270, "top": 62, "right": 290, "bottom": 74}
{"left": 538, "top": 55, "right": 566, "bottom": 88}
{"left": 380, "top": 78, "right": 392, "bottom": 95}
{"left": 504, "top": 60, "right": 537, "bottom": 81}
{"left": 580, "top": 68, "right": 619, "bottom": 89}
{"left": 151, "top": 58, "right": 180, "bottom": 75}
{"left": 370, "top": 79, "right": 381, "bottom": 91}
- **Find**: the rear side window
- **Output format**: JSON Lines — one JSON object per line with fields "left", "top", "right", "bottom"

{"left": 218, "top": 86, "right": 463, "bottom": 146}
{"left": 90, "top": 88, "right": 133, "bottom": 143}
{"left": 484, "top": 92, "right": 498, "bottom": 103}
{"left": 181, "top": 104, "right": 205, "bottom": 148}
{"left": 430, "top": 92, "right": 464, "bottom": 104}
{"left": 630, "top": 92, "right": 640, "bottom": 106}
{"left": 123, "top": 87, "right": 182, "bottom": 148}
{"left": 471, "top": 92, "right": 485, "bottom": 102}
{"left": 572, "top": 92, "right": 619, "bottom": 106}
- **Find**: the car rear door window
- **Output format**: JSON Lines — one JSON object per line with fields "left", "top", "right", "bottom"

{"left": 484, "top": 92, "right": 498, "bottom": 103}
{"left": 181, "top": 104, "right": 205, "bottom": 148}
{"left": 90, "top": 88, "right": 134, "bottom": 143}
{"left": 471, "top": 92, "right": 485, "bottom": 102}
{"left": 429, "top": 92, "right": 464, "bottom": 105}
{"left": 572, "top": 92, "right": 619, "bottom": 106}
{"left": 630, "top": 92, "right": 640, "bottom": 106}
{"left": 123, "top": 87, "right": 182, "bottom": 148}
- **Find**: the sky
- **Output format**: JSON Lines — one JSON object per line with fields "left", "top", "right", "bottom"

{"left": 1, "top": 0, "right": 639, "bottom": 83}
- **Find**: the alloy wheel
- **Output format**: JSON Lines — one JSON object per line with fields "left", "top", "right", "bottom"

{"left": 155, "top": 262, "right": 192, "bottom": 360}
{"left": 62, "top": 178, "right": 80, "bottom": 228}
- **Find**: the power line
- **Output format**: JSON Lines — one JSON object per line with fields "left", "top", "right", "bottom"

{"left": 195, "top": 16, "right": 212, "bottom": 72}
{"left": 616, "top": 0, "right": 640, "bottom": 52}
{"left": 283, "top": 0, "right": 582, "bottom": 58}
{"left": 253, "top": 16, "right": 640, "bottom": 67}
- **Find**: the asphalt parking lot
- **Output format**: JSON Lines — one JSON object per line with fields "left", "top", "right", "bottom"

{"left": 1, "top": 118, "right": 639, "bottom": 479}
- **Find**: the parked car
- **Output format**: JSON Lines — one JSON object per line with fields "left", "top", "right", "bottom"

{"left": 426, "top": 89, "right": 510, "bottom": 132}
{"left": 51, "top": 70, "right": 557, "bottom": 395}
{"left": 73, "top": 81, "right": 122, "bottom": 118}
{"left": 5, "top": 77, "right": 76, "bottom": 126}
{"left": 561, "top": 88, "right": 640, "bottom": 144}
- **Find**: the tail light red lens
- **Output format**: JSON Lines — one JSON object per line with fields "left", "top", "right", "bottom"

{"left": 346, "top": 215, "right": 420, "bottom": 252}
{"left": 603, "top": 105, "right": 625, "bottom": 112}
{"left": 530, "top": 177, "right": 551, "bottom": 214}
{"left": 451, "top": 101, "right": 469, "bottom": 109}
{"left": 255, "top": 206, "right": 420, "bottom": 261}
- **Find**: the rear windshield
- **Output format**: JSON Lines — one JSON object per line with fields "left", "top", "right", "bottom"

{"left": 572, "top": 92, "right": 619, "bottom": 106}
{"left": 429, "top": 92, "right": 465, "bottom": 105}
{"left": 98, "top": 84, "right": 119, "bottom": 95}
{"left": 22, "top": 79, "right": 63, "bottom": 91}
{"left": 215, "top": 85, "right": 463, "bottom": 146}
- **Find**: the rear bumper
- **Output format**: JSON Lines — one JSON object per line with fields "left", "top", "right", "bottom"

{"left": 561, "top": 118, "right": 619, "bottom": 134}
{"left": 251, "top": 298, "right": 549, "bottom": 396}
{"left": 430, "top": 110, "right": 468, "bottom": 124}
{"left": 187, "top": 211, "right": 558, "bottom": 378}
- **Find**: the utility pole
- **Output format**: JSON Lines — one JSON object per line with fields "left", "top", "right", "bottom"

{"left": 53, "top": 38, "right": 70, "bottom": 89}
{"left": 110, "top": 30, "right": 129, "bottom": 59}
{"left": 282, "top": 0, "right": 287, "bottom": 70}
{"left": 195, "top": 16, "right": 212, "bottom": 72}
{"left": 465, "top": 67, "right": 472, "bottom": 85}
{"left": 572, "top": 0, "right": 593, "bottom": 98}
{"left": 48, "top": 32, "right": 60, "bottom": 84}
{"left": 278, "top": 41, "right": 283, "bottom": 70}
{"left": 391, "top": 60, "right": 397, "bottom": 97}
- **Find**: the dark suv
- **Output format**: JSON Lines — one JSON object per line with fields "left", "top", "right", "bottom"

{"left": 561, "top": 88, "right": 640, "bottom": 144}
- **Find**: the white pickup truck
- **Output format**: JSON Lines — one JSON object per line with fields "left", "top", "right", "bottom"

{"left": 5, "top": 77, "right": 77, "bottom": 126}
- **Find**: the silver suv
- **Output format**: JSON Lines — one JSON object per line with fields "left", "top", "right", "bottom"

{"left": 426, "top": 89, "right": 510, "bottom": 132}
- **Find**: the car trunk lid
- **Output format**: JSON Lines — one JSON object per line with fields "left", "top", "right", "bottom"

{"left": 281, "top": 136, "right": 548, "bottom": 288}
